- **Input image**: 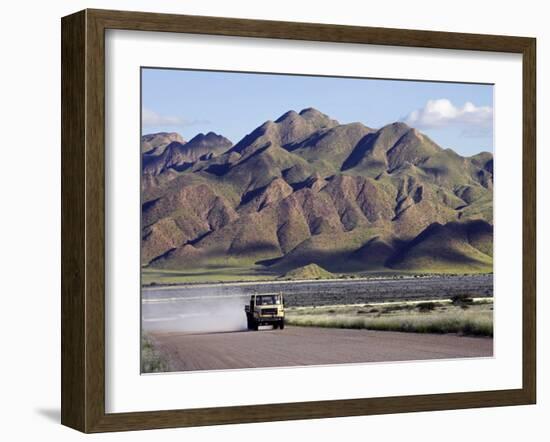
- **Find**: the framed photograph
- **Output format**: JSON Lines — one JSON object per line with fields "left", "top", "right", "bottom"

{"left": 61, "top": 9, "right": 536, "bottom": 433}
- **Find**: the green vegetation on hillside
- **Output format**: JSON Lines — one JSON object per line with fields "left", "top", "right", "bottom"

{"left": 141, "top": 108, "right": 494, "bottom": 284}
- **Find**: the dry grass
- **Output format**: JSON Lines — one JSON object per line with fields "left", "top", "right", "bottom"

{"left": 141, "top": 333, "right": 170, "bottom": 373}
{"left": 286, "top": 299, "right": 493, "bottom": 336}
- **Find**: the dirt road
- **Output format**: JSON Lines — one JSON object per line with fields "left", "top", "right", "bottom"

{"left": 151, "top": 326, "right": 493, "bottom": 372}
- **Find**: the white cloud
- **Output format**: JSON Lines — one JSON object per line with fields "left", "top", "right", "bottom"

{"left": 142, "top": 108, "right": 209, "bottom": 128}
{"left": 404, "top": 99, "right": 493, "bottom": 134}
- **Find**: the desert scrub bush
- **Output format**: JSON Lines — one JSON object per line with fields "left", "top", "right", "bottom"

{"left": 416, "top": 301, "right": 437, "bottom": 312}
{"left": 381, "top": 304, "right": 413, "bottom": 314}
{"left": 451, "top": 294, "right": 474, "bottom": 305}
{"left": 141, "top": 333, "right": 169, "bottom": 373}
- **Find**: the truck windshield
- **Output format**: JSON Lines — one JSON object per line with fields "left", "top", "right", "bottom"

{"left": 257, "top": 295, "right": 281, "bottom": 305}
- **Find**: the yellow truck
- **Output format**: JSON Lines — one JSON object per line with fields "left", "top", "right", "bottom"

{"left": 245, "top": 293, "right": 285, "bottom": 330}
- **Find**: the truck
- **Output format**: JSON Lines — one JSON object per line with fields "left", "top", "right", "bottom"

{"left": 245, "top": 292, "right": 285, "bottom": 330}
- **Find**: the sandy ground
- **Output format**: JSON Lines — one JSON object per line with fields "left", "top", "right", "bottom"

{"left": 151, "top": 326, "right": 493, "bottom": 372}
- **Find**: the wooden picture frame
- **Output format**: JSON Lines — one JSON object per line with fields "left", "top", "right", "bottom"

{"left": 61, "top": 8, "right": 536, "bottom": 433}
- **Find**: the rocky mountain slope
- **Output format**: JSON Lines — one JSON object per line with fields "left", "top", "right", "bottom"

{"left": 141, "top": 132, "right": 185, "bottom": 155}
{"left": 143, "top": 132, "right": 232, "bottom": 175}
{"left": 141, "top": 108, "right": 493, "bottom": 276}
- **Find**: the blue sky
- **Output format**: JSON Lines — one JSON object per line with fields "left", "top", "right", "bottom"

{"left": 142, "top": 68, "right": 493, "bottom": 156}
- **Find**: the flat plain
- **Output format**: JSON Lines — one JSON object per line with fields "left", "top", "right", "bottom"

{"left": 142, "top": 274, "right": 493, "bottom": 307}
{"left": 142, "top": 275, "right": 493, "bottom": 372}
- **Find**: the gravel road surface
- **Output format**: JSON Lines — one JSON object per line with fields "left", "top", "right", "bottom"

{"left": 151, "top": 326, "right": 493, "bottom": 372}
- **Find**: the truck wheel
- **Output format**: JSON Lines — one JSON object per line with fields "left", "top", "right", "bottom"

{"left": 273, "top": 322, "right": 279, "bottom": 330}
{"left": 279, "top": 320, "right": 285, "bottom": 330}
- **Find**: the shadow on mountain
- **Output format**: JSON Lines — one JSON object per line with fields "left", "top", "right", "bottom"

{"left": 387, "top": 220, "right": 493, "bottom": 271}
{"left": 240, "top": 184, "right": 270, "bottom": 206}
{"left": 204, "top": 163, "right": 231, "bottom": 176}
{"left": 142, "top": 197, "right": 160, "bottom": 212}
{"left": 171, "top": 162, "right": 193, "bottom": 173}
{"left": 340, "top": 133, "right": 376, "bottom": 170}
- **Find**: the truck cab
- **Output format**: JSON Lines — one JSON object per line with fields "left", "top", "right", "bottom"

{"left": 244, "top": 293, "right": 285, "bottom": 330}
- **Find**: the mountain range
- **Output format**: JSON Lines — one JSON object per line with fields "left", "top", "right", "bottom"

{"left": 141, "top": 108, "right": 493, "bottom": 279}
